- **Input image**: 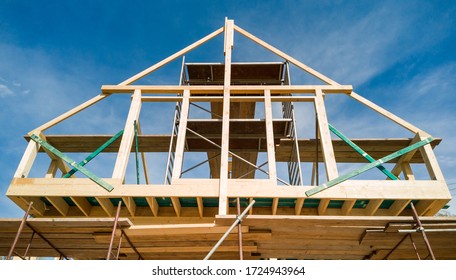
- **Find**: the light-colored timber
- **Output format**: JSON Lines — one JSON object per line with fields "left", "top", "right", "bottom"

{"left": 2, "top": 18, "right": 452, "bottom": 260}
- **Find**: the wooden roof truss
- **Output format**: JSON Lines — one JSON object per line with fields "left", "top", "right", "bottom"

{"left": 6, "top": 18, "right": 451, "bottom": 222}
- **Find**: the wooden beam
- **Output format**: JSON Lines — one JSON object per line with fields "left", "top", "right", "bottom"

{"left": 349, "top": 92, "right": 422, "bottom": 134}
{"left": 112, "top": 89, "right": 142, "bottom": 181}
{"left": 265, "top": 89, "right": 279, "bottom": 215}
{"left": 218, "top": 18, "right": 234, "bottom": 215}
{"left": 13, "top": 140, "right": 39, "bottom": 178}
{"left": 119, "top": 27, "right": 224, "bottom": 85}
{"left": 233, "top": 24, "right": 338, "bottom": 85}
{"left": 102, "top": 84, "right": 352, "bottom": 94}
{"left": 171, "top": 90, "right": 190, "bottom": 180}
{"left": 197, "top": 197, "right": 204, "bottom": 218}
{"left": 314, "top": 89, "right": 338, "bottom": 215}
{"left": 170, "top": 197, "right": 182, "bottom": 217}
{"left": 365, "top": 199, "right": 383, "bottom": 216}
{"left": 417, "top": 131, "right": 445, "bottom": 181}
{"left": 45, "top": 160, "right": 59, "bottom": 178}
{"left": 318, "top": 199, "right": 330, "bottom": 215}
{"left": 342, "top": 200, "right": 356, "bottom": 215}
{"left": 29, "top": 93, "right": 110, "bottom": 134}
{"left": 7, "top": 178, "right": 451, "bottom": 201}
{"left": 390, "top": 133, "right": 421, "bottom": 178}
{"left": 96, "top": 198, "right": 114, "bottom": 217}
{"left": 45, "top": 197, "right": 69, "bottom": 216}
{"left": 388, "top": 200, "right": 411, "bottom": 216}
{"left": 137, "top": 121, "right": 159, "bottom": 217}
{"left": 146, "top": 197, "right": 159, "bottom": 217}
{"left": 295, "top": 198, "right": 304, "bottom": 215}
{"left": 401, "top": 162, "right": 415, "bottom": 180}
{"left": 70, "top": 197, "right": 92, "bottom": 216}
{"left": 123, "top": 197, "right": 136, "bottom": 217}
{"left": 314, "top": 90, "right": 338, "bottom": 180}
{"left": 414, "top": 200, "right": 437, "bottom": 216}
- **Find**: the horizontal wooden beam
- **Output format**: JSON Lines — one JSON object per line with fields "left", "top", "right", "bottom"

{"left": 141, "top": 96, "right": 316, "bottom": 102}
{"left": 7, "top": 178, "right": 451, "bottom": 200}
{"left": 102, "top": 85, "right": 353, "bottom": 94}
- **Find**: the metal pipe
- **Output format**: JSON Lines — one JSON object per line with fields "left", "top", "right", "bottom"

{"left": 204, "top": 200, "right": 255, "bottom": 260}
{"left": 383, "top": 233, "right": 409, "bottom": 260}
{"left": 7, "top": 201, "right": 33, "bottom": 260}
{"left": 190, "top": 102, "right": 222, "bottom": 119}
{"left": 315, "top": 114, "right": 319, "bottom": 186}
{"left": 107, "top": 201, "right": 122, "bottom": 260}
{"left": 120, "top": 229, "right": 144, "bottom": 260}
{"left": 181, "top": 153, "right": 220, "bottom": 175}
{"left": 26, "top": 223, "right": 68, "bottom": 260}
{"left": 398, "top": 228, "right": 456, "bottom": 233}
{"left": 23, "top": 231, "right": 36, "bottom": 260}
{"left": 409, "top": 234, "right": 421, "bottom": 260}
{"left": 116, "top": 233, "right": 123, "bottom": 260}
{"left": 187, "top": 128, "right": 290, "bottom": 185}
{"left": 410, "top": 202, "right": 436, "bottom": 260}
{"left": 236, "top": 197, "right": 243, "bottom": 260}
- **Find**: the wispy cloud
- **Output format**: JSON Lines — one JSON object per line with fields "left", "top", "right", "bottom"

{"left": 0, "top": 84, "right": 13, "bottom": 97}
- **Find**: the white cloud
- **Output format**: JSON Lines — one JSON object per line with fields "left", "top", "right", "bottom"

{"left": 0, "top": 84, "right": 13, "bottom": 97}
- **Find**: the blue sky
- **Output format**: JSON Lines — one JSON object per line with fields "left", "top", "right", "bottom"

{"left": 0, "top": 0, "right": 455, "bottom": 217}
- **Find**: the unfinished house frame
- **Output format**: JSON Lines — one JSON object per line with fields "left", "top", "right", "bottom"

{"left": 1, "top": 18, "right": 455, "bottom": 260}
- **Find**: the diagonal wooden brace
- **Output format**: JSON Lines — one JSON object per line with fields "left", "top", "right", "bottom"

{"left": 306, "top": 137, "right": 434, "bottom": 196}
{"left": 30, "top": 134, "right": 114, "bottom": 192}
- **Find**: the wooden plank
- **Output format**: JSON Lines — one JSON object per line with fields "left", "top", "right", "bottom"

{"left": 314, "top": 89, "right": 338, "bottom": 180}
{"left": 145, "top": 197, "right": 159, "bottom": 217}
{"left": 171, "top": 197, "right": 182, "bottom": 217}
{"left": 414, "top": 200, "right": 437, "bottom": 216}
{"left": 102, "top": 85, "right": 353, "bottom": 94}
{"left": 20, "top": 197, "right": 46, "bottom": 216}
{"left": 401, "top": 162, "right": 415, "bottom": 180}
{"left": 390, "top": 134, "right": 421, "bottom": 178}
{"left": 218, "top": 19, "right": 234, "bottom": 215}
{"left": 70, "top": 197, "right": 92, "bottom": 216}
{"left": 388, "top": 200, "right": 411, "bottom": 216}
{"left": 45, "top": 160, "right": 59, "bottom": 178}
{"left": 7, "top": 178, "right": 452, "bottom": 201}
{"left": 318, "top": 199, "right": 330, "bottom": 215}
{"left": 233, "top": 24, "right": 338, "bottom": 85}
{"left": 342, "top": 200, "right": 356, "bottom": 216}
{"left": 196, "top": 197, "right": 204, "bottom": 218}
{"left": 349, "top": 92, "right": 421, "bottom": 133}
{"left": 96, "top": 198, "right": 114, "bottom": 217}
{"left": 365, "top": 199, "right": 383, "bottom": 216}
{"left": 29, "top": 93, "right": 110, "bottom": 134}
{"left": 417, "top": 131, "right": 445, "bottom": 181}
{"left": 45, "top": 196, "right": 69, "bottom": 216}
{"left": 119, "top": 27, "right": 224, "bottom": 85}
{"left": 123, "top": 197, "right": 136, "bottom": 217}
{"left": 112, "top": 89, "right": 142, "bottom": 181}
{"left": 265, "top": 89, "right": 278, "bottom": 215}
{"left": 314, "top": 89, "right": 338, "bottom": 214}
{"left": 295, "top": 198, "right": 304, "bottom": 215}
{"left": 13, "top": 140, "right": 39, "bottom": 178}
{"left": 121, "top": 245, "right": 257, "bottom": 254}
{"left": 171, "top": 90, "right": 190, "bottom": 180}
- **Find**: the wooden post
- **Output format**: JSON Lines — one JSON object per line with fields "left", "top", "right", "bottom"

{"left": 113, "top": 89, "right": 142, "bottom": 216}
{"left": 218, "top": 18, "right": 234, "bottom": 215}
{"left": 314, "top": 89, "right": 338, "bottom": 214}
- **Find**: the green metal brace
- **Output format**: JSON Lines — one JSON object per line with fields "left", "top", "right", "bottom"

{"left": 134, "top": 120, "right": 140, "bottom": 185}
{"left": 30, "top": 134, "right": 114, "bottom": 192}
{"left": 328, "top": 123, "right": 398, "bottom": 180}
{"left": 63, "top": 130, "right": 124, "bottom": 178}
{"left": 305, "top": 137, "right": 434, "bottom": 197}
